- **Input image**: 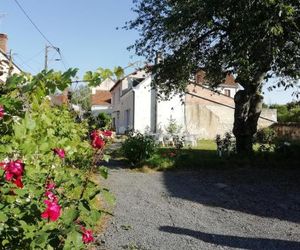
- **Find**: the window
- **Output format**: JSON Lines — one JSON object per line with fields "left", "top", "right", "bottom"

{"left": 224, "top": 89, "right": 231, "bottom": 97}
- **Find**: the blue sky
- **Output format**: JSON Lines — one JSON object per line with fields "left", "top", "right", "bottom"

{"left": 0, "top": 0, "right": 298, "bottom": 104}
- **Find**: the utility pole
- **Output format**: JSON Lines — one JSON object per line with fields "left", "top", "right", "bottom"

{"left": 8, "top": 49, "right": 13, "bottom": 76}
{"left": 44, "top": 45, "right": 60, "bottom": 71}
{"left": 44, "top": 45, "right": 49, "bottom": 71}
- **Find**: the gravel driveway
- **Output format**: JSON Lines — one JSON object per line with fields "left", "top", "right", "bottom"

{"left": 97, "top": 166, "right": 300, "bottom": 250}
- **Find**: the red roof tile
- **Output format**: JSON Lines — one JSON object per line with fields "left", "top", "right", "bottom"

{"left": 91, "top": 90, "right": 111, "bottom": 105}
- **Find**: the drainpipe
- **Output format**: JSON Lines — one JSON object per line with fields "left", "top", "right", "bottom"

{"left": 132, "top": 90, "right": 135, "bottom": 131}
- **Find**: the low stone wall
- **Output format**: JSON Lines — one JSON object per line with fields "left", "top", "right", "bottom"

{"left": 185, "top": 104, "right": 277, "bottom": 139}
{"left": 271, "top": 123, "right": 300, "bottom": 141}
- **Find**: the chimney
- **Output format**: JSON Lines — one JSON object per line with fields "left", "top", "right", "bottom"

{"left": 0, "top": 33, "right": 8, "bottom": 54}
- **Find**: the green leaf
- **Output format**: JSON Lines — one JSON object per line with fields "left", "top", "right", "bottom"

{"left": 0, "top": 212, "right": 8, "bottom": 222}
{"left": 101, "top": 188, "right": 116, "bottom": 205}
{"left": 99, "top": 166, "right": 109, "bottom": 179}
{"left": 61, "top": 207, "right": 79, "bottom": 225}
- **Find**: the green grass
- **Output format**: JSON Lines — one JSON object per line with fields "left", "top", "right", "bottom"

{"left": 139, "top": 140, "right": 300, "bottom": 170}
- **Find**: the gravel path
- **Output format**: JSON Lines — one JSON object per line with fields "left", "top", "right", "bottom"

{"left": 98, "top": 166, "right": 300, "bottom": 250}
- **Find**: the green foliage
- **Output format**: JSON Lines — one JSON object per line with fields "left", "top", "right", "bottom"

{"left": 216, "top": 133, "right": 236, "bottom": 157}
{"left": 255, "top": 128, "right": 277, "bottom": 144}
{"left": 165, "top": 118, "right": 182, "bottom": 136}
{"left": 269, "top": 102, "right": 300, "bottom": 122}
{"left": 127, "top": 0, "right": 300, "bottom": 94}
{"left": 97, "top": 112, "right": 112, "bottom": 130}
{"left": 0, "top": 68, "right": 112, "bottom": 249}
{"left": 71, "top": 85, "right": 92, "bottom": 112}
{"left": 83, "top": 67, "right": 124, "bottom": 87}
{"left": 121, "top": 132, "right": 157, "bottom": 165}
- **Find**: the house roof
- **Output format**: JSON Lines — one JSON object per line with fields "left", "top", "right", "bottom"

{"left": 110, "top": 66, "right": 152, "bottom": 92}
{"left": 91, "top": 90, "right": 111, "bottom": 106}
{"left": 195, "top": 70, "right": 237, "bottom": 87}
{"left": 0, "top": 50, "right": 22, "bottom": 73}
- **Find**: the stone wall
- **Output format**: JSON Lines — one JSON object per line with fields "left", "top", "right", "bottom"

{"left": 185, "top": 85, "right": 277, "bottom": 139}
{"left": 271, "top": 123, "right": 300, "bottom": 141}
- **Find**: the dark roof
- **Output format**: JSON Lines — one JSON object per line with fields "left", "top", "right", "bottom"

{"left": 91, "top": 90, "right": 111, "bottom": 106}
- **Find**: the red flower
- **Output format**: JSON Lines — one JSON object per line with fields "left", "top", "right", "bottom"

{"left": 91, "top": 130, "right": 105, "bottom": 149}
{"left": 3, "top": 160, "right": 25, "bottom": 188}
{"left": 41, "top": 200, "right": 61, "bottom": 222}
{"left": 102, "top": 130, "right": 112, "bottom": 137}
{"left": 0, "top": 105, "right": 4, "bottom": 118}
{"left": 81, "top": 227, "right": 94, "bottom": 244}
{"left": 53, "top": 148, "right": 65, "bottom": 159}
{"left": 92, "top": 136, "right": 105, "bottom": 149}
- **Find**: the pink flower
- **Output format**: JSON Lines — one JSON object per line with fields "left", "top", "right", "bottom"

{"left": 46, "top": 181, "right": 56, "bottom": 190}
{"left": 102, "top": 130, "right": 112, "bottom": 137}
{"left": 81, "top": 227, "right": 94, "bottom": 244}
{"left": 0, "top": 105, "right": 4, "bottom": 118}
{"left": 45, "top": 191, "right": 58, "bottom": 202}
{"left": 3, "top": 160, "right": 25, "bottom": 188}
{"left": 53, "top": 148, "right": 65, "bottom": 159}
{"left": 41, "top": 200, "right": 61, "bottom": 222}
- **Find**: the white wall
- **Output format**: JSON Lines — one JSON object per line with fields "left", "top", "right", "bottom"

{"left": 156, "top": 94, "right": 185, "bottom": 133}
{"left": 0, "top": 52, "right": 21, "bottom": 83}
{"left": 133, "top": 77, "right": 152, "bottom": 133}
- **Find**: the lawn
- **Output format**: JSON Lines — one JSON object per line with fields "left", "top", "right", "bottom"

{"left": 141, "top": 140, "right": 300, "bottom": 170}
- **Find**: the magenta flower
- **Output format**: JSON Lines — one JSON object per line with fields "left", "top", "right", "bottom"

{"left": 3, "top": 160, "right": 25, "bottom": 188}
{"left": 81, "top": 227, "right": 94, "bottom": 244}
{"left": 41, "top": 200, "right": 61, "bottom": 222}
{"left": 53, "top": 148, "right": 66, "bottom": 159}
{"left": 0, "top": 105, "right": 4, "bottom": 118}
{"left": 46, "top": 181, "right": 56, "bottom": 190}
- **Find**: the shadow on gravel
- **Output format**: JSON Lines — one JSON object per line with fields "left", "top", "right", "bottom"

{"left": 160, "top": 226, "right": 300, "bottom": 250}
{"left": 163, "top": 168, "right": 300, "bottom": 223}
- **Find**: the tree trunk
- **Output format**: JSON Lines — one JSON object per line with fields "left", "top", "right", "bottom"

{"left": 233, "top": 89, "right": 263, "bottom": 154}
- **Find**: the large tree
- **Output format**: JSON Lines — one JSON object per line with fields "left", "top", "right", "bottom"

{"left": 126, "top": 0, "right": 300, "bottom": 154}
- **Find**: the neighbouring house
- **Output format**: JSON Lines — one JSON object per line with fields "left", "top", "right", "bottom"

{"left": 0, "top": 33, "right": 22, "bottom": 83}
{"left": 110, "top": 67, "right": 277, "bottom": 139}
{"left": 90, "top": 78, "right": 115, "bottom": 116}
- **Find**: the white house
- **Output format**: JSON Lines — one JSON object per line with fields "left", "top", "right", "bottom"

{"left": 0, "top": 34, "right": 22, "bottom": 83}
{"left": 110, "top": 67, "right": 277, "bottom": 139}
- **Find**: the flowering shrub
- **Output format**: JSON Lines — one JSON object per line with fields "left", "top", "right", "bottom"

{"left": 0, "top": 70, "right": 114, "bottom": 249}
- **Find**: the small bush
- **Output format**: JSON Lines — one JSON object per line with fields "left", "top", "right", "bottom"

{"left": 215, "top": 132, "right": 236, "bottom": 157}
{"left": 97, "top": 112, "right": 112, "bottom": 130}
{"left": 122, "top": 132, "right": 156, "bottom": 165}
{"left": 255, "top": 127, "right": 277, "bottom": 144}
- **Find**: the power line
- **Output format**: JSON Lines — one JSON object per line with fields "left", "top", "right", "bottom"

{"left": 13, "top": 0, "right": 57, "bottom": 50}
{"left": 13, "top": 0, "right": 68, "bottom": 71}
